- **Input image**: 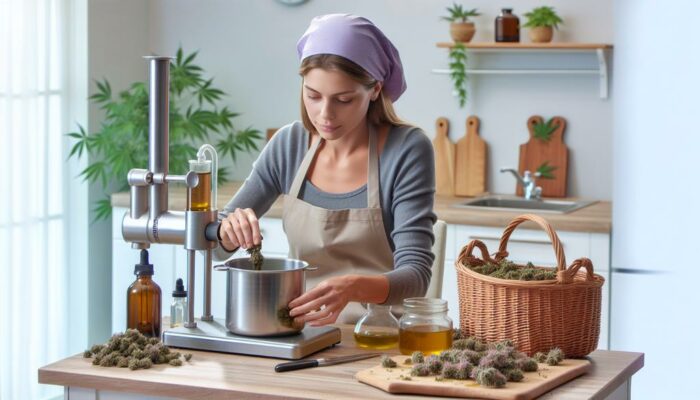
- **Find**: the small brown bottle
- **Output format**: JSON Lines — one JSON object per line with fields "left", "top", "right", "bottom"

{"left": 495, "top": 8, "right": 520, "bottom": 42}
{"left": 127, "top": 249, "right": 162, "bottom": 338}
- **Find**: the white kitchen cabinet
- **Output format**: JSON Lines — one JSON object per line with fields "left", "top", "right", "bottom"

{"left": 112, "top": 210, "right": 610, "bottom": 350}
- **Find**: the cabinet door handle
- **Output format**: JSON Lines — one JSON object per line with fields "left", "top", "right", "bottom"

{"left": 468, "top": 236, "right": 557, "bottom": 246}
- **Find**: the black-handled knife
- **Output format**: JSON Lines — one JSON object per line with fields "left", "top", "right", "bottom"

{"left": 274, "top": 352, "right": 381, "bottom": 372}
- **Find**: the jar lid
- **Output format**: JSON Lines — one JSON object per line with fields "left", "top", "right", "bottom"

{"left": 189, "top": 159, "right": 211, "bottom": 173}
{"left": 402, "top": 297, "right": 448, "bottom": 313}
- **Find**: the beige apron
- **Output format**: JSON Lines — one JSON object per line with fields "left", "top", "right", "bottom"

{"left": 282, "top": 125, "right": 395, "bottom": 323}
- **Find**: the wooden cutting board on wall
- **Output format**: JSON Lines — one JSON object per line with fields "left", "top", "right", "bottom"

{"left": 518, "top": 116, "right": 569, "bottom": 198}
{"left": 454, "top": 116, "right": 487, "bottom": 197}
{"left": 433, "top": 117, "right": 456, "bottom": 196}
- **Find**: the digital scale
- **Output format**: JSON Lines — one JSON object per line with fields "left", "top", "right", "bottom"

{"left": 162, "top": 319, "right": 342, "bottom": 359}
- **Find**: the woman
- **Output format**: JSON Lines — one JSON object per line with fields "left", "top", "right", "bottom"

{"left": 217, "top": 14, "right": 436, "bottom": 326}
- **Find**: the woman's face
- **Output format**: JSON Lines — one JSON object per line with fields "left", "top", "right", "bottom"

{"left": 302, "top": 68, "right": 380, "bottom": 141}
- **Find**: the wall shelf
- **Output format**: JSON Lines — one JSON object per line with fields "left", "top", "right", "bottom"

{"left": 433, "top": 42, "right": 613, "bottom": 99}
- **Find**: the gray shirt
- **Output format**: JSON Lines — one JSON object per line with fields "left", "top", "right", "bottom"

{"left": 218, "top": 121, "right": 436, "bottom": 305}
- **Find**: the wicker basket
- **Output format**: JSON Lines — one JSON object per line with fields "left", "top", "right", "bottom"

{"left": 455, "top": 214, "right": 605, "bottom": 357}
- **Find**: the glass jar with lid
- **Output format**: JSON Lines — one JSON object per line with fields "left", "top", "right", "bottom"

{"left": 398, "top": 297, "right": 453, "bottom": 355}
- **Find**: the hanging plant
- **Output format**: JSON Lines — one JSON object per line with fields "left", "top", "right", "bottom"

{"left": 67, "top": 47, "right": 262, "bottom": 221}
{"left": 449, "top": 42, "right": 468, "bottom": 107}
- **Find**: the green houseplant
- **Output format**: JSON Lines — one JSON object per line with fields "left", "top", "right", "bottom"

{"left": 68, "top": 47, "right": 262, "bottom": 220}
{"left": 442, "top": 3, "right": 481, "bottom": 42}
{"left": 449, "top": 42, "right": 468, "bottom": 108}
{"left": 523, "top": 6, "right": 563, "bottom": 43}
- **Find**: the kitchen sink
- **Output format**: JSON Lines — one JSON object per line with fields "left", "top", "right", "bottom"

{"left": 453, "top": 195, "right": 596, "bottom": 214}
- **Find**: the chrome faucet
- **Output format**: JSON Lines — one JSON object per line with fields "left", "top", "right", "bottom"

{"left": 500, "top": 168, "right": 542, "bottom": 200}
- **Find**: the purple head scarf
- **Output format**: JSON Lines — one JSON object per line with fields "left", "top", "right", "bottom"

{"left": 296, "top": 14, "right": 407, "bottom": 102}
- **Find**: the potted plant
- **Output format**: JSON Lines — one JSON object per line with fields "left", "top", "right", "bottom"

{"left": 67, "top": 47, "right": 262, "bottom": 220}
{"left": 442, "top": 3, "right": 481, "bottom": 43}
{"left": 523, "top": 6, "right": 563, "bottom": 43}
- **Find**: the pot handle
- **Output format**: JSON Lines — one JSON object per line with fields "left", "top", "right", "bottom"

{"left": 213, "top": 264, "right": 229, "bottom": 271}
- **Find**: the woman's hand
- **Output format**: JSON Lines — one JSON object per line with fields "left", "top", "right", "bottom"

{"left": 288, "top": 274, "right": 390, "bottom": 326}
{"left": 218, "top": 208, "right": 262, "bottom": 251}
{"left": 288, "top": 276, "right": 357, "bottom": 326}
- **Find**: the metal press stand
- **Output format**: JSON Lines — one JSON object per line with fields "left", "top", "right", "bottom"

{"left": 120, "top": 56, "right": 339, "bottom": 360}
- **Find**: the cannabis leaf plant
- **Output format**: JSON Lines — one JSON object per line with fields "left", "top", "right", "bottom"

{"left": 68, "top": 47, "right": 262, "bottom": 220}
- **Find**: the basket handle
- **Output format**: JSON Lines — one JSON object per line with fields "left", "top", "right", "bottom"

{"left": 497, "top": 214, "right": 567, "bottom": 272}
{"left": 558, "top": 257, "right": 597, "bottom": 283}
{"left": 457, "top": 239, "right": 495, "bottom": 266}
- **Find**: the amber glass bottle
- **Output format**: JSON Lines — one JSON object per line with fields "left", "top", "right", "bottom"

{"left": 495, "top": 8, "right": 520, "bottom": 42}
{"left": 127, "top": 249, "right": 162, "bottom": 337}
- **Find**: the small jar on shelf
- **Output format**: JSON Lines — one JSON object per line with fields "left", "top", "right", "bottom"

{"left": 495, "top": 8, "right": 520, "bottom": 42}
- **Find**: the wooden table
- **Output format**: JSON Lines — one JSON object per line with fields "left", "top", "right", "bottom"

{"left": 39, "top": 325, "right": 642, "bottom": 400}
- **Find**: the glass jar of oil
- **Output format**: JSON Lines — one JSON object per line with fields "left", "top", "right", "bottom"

{"left": 353, "top": 304, "right": 399, "bottom": 350}
{"left": 187, "top": 159, "right": 212, "bottom": 211}
{"left": 398, "top": 298, "right": 453, "bottom": 355}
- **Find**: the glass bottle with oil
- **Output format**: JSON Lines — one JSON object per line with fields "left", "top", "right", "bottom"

{"left": 353, "top": 304, "right": 400, "bottom": 349}
{"left": 398, "top": 298, "right": 453, "bottom": 355}
{"left": 127, "top": 249, "right": 162, "bottom": 337}
{"left": 187, "top": 158, "right": 212, "bottom": 211}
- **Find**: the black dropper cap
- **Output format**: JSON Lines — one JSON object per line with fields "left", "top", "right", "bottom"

{"left": 172, "top": 278, "right": 187, "bottom": 298}
{"left": 134, "top": 249, "right": 154, "bottom": 276}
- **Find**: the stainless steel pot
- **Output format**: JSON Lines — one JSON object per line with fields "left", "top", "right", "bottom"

{"left": 214, "top": 257, "right": 312, "bottom": 337}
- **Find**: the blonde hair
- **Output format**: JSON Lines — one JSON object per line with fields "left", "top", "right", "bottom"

{"left": 298, "top": 54, "right": 406, "bottom": 134}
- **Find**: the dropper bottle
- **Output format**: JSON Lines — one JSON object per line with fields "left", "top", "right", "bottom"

{"left": 170, "top": 278, "right": 187, "bottom": 328}
{"left": 126, "top": 249, "right": 162, "bottom": 337}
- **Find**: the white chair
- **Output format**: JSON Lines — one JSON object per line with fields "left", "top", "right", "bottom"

{"left": 425, "top": 220, "right": 447, "bottom": 299}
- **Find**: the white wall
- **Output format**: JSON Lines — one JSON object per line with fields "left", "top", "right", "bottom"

{"left": 140, "top": 0, "right": 613, "bottom": 199}
{"left": 611, "top": 0, "right": 700, "bottom": 398}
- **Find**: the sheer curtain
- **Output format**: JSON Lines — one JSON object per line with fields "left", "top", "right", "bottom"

{"left": 1, "top": 0, "right": 81, "bottom": 398}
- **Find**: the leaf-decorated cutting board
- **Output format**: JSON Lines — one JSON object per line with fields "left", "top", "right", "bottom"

{"left": 454, "top": 116, "right": 487, "bottom": 197}
{"left": 517, "top": 116, "right": 568, "bottom": 198}
{"left": 433, "top": 117, "right": 456, "bottom": 196}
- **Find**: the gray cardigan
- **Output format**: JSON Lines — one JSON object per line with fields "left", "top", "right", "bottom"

{"left": 217, "top": 121, "right": 436, "bottom": 305}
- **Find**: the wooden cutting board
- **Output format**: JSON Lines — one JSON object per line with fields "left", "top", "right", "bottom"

{"left": 517, "top": 116, "right": 569, "bottom": 198}
{"left": 454, "top": 116, "right": 487, "bottom": 197}
{"left": 356, "top": 355, "right": 591, "bottom": 400}
{"left": 433, "top": 117, "right": 456, "bottom": 196}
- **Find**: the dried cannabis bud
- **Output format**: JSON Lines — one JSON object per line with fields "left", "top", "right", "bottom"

{"left": 516, "top": 357, "right": 539, "bottom": 372}
{"left": 380, "top": 355, "right": 397, "bottom": 368}
{"left": 410, "top": 363, "right": 431, "bottom": 376}
{"left": 533, "top": 351, "right": 547, "bottom": 363}
{"left": 546, "top": 348, "right": 565, "bottom": 366}
{"left": 472, "top": 367, "right": 507, "bottom": 388}
{"left": 277, "top": 307, "right": 295, "bottom": 328}
{"left": 410, "top": 351, "right": 425, "bottom": 364}
{"left": 469, "top": 258, "right": 557, "bottom": 281}
{"left": 83, "top": 328, "right": 191, "bottom": 370}
{"left": 247, "top": 244, "right": 264, "bottom": 270}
